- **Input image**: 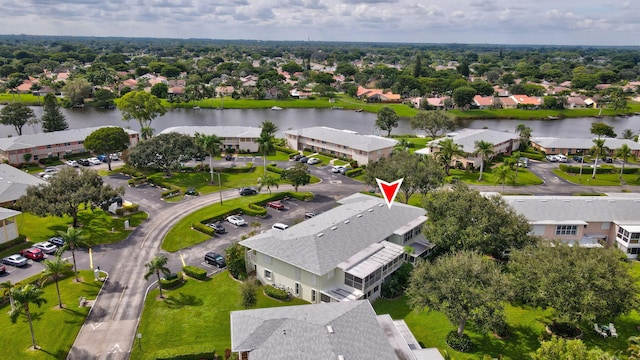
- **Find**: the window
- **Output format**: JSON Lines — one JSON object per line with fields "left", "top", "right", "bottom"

{"left": 311, "top": 289, "right": 317, "bottom": 302}
{"left": 264, "top": 269, "right": 272, "bottom": 280}
{"left": 555, "top": 225, "right": 577, "bottom": 236}
{"left": 374, "top": 285, "right": 379, "bottom": 293}
{"left": 295, "top": 282, "right": 300, "bottom": 296}
{"left": 344, "top": 273, "right": 363, "bottom": 290}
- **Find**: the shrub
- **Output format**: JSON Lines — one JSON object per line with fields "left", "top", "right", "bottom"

{"left": 520, "top": 151, "right": 545, "bottom": 161}
{"left": 182, "top": 265, "right": 207, "bottom": 280}
{"left": 38, "top": 156, "right": 59, "bottom": 165}
{"left": 244, "top": 203, "right": 267, "bottom": 217}
{"left": 289, "top": 192, "right": 314, "bottom": 201}
{"left": 160, "top": 273, "right": 183, "bottom": 289}
{"left": 192, "top": 222, "right": 216, "bottom": 236}
{"left": 143, "top": 345, "right": 215, "bottom": 360}
{"left": 219, "top": 164, "right": 254, "bottom": 173}
{"left": 558, "top": 164, "right": 615, "bottom": 175}
{"left": 381, "top": 262, "right": 413, "bottom": 298}
{"left": 241, "top": 280, "right": 258, "bottom": 309}
{"left": 446, "top": 331, "right": 474, "bottom": 352}
{"left": 345, "top": 168, "right": 363, "bottom": 177}
{"left": 264, "top": 285, "right": 290, "bottom": 300}
{"left": 275, "top": 145, "right": 298, "bottom": 155}
{"left": 128, "top": 176, "right": 147, "bottom": 187}
{"left": 161, "top": 188, "right": 181, "bottom": 198}
{"left": 266, "top": 164, "right": 284, "bottom": 175}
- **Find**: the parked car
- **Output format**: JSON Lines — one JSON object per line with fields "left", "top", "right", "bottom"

{"left": 77, "top": 158, "right": 91, "bottom": 166}
{"left": 226, "top": 215, "right": 247, "bottom": 226}
{"left": 87, "top": 157, "right": 102, "bottom": 165}
{"left": 194, "top": 154, "right": 205, "bottom": 161}
{"left": 517, "top": 157, "right": 529, "bottom": 168}
{"left": 267, "top": 200, "right": 285, "bottom": 210}
{"left": 48, "top": 236, "right": 65, "bottom": 247}
{"left": 185, "top": 187, "right": 198, "bottom": 196}
{"left": 33, "top": 241, "right": 57, "bottom": 254}
{"left": 272, "top": 223, "right": 289, "bottom": 231}
{"left": 204, "top": 252, "right": 226, "bottom": 268}
{"left": 331, "top": 165, "right": 349, "bottom": 173}
{"left": 573, "top": 155, "right": 583, "bottom": 162}
{"left": 602, "top": 157, "right": 613, "bottom": 163}
{"left": 307, "top": 157, "right": 321, "bottom": 165}
{"left": 207, "top": 222, "right": 226, "bottom": 234}
{"left": 545, "top": 155, "right": 558, "bottom": 162}
{"left": 97, "top": 154, "right": 108, "bottom": 162}
{"left": 292, "top": 154, "right": 302, "bottom": 161}
{"left": 110, "top": 153, "right": 120, "bottom": 161}
{"left": 555, "top": 154, "right": 567, "bottom": 163}
{"left": 305, "top": 212, "right": 317, "bottom": 219}
{"left": 2, "top": 254, "right": 28, "bottom": 267}
{"left": 20, "top": 248, "right": 44, "bottom": 261}
{"left": 39, "top": 167, "right": 57, "bottom": 177}
{"left": 65, "top": 159, "right": 79, "bottom": 167}
{"left": 239, "top": 187, "right": 257, "bottom": 196}
{"left": 225, "top": 154, "right": 233, "bottom": 161}
{"left": 299, "top": 156, "right": 309, "bottom": 163}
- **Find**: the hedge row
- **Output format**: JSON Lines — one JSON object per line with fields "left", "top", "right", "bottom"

{"left": 346, "top": 168, "right": 363, "bottom": 177}
{"left": 192, "top": 222, "right": 216, "bottom": 236}
{"left": 161, "top": 188, "right": 182, "bottom": 199}
{"left": 143, "top": 345, "right": 215, "bottom": 360}
{"left": 182, "top": 265, "right": 207, "bottom": 280}
{"left": 521, "top": 151, "right": 545, "bottom": 161}
{"left": 115, "top": 204, "right": 140, "bottom": 215}
{"left": 264, "top": 285, "right": 289, "bottom": 300}
{"left": 266, "top": 164, "right": 284, "bottom": 175}
{"left": 160, "top": 274, "right": 184, "bottom": 289}
{"left": 275, "top": 145, "right": 298, "bottom": 155}
{"left": 245, "top": 203, "right": 267, "bottom": 217}
{"left": 558, "top": 164, "right": 632, "bottom": 175}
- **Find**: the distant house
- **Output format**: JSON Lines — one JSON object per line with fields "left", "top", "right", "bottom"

{"left": 0, "top": 164, "right": 45, "bottom": 206}
{"left": 0, "top": 207, "right": 20, "bottom": 245}
{"left": 497, "top": 96, "right": 517, "bottom": 109}
{"left": 416, "top": 128, "right": 520, "bottom": 168}
{"left": 0, "top": 126, "right": 139, "bottom": 166}
{"left": 510, "top": 94, "right": 542, "bottom": 107}
{"left": 503, "top": 194, "right": 640, "bottom": 256}
{"left": 289, "top": 89, "right": 311, "bottom": 99}
{"left": 231, "top": 300, "right": 444, "bottom": 360}
{"left": 284, "top": 126, "right": 397, "bottom": 164}
{"left": 159, "top": 126, "right": 262, "bottom": 153}
{"left": 531, "top": 137, "right": 640, "bottom": 157}
{"left": 356, "top": 87, "right": 402, "bottom": 103}
{"left": 472, "top": 95, "right": 494, "bottom": 109}
{"left": 215, "top": 85, "right": 235, "bottom": 96}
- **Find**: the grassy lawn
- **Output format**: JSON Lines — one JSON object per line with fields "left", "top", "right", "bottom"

{"left": 130, "top": 271, "right": 308, "bottom": 360}
{"left": 447, "top": 166, "right": 544, "bottom": 186}
{"left": 1, "top": 270, "right": 103, "bottom": 360}
{"left": 553, "top": 169, "right": 640, "bottom": 186}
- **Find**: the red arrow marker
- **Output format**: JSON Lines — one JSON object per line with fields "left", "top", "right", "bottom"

{"left": 375, "top": 178, "right": 403, "bottom": 209}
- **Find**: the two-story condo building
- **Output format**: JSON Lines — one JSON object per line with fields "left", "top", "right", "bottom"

{"left": 284, "top": 127, "right": 397, "bottom": 165}
{"left": 159, "top": 126, "right": 262, "bottom": 153}
{"left": 240, "top": 193, "right": 429, "bottom": 303}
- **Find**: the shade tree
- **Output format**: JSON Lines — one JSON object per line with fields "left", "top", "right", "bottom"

{"left": 83, "top": 127, "right": 131, "bottom": 171}
{"left": 375, "top": 107, "right": 399, "bottom": 137}
{"left": 281, "top": 162, "right": 311, "bottom": 192}
{"left": 117, "top": 91, "right": 167, "bottom": 140}
{"left": 0, "top": 102, "right": 36, "bottom": 136}
{"left": 409, "top": 111, "right": 455, "bottom": 139}
{"left": 126, "top": 132, "right": 199, "bottom": 176}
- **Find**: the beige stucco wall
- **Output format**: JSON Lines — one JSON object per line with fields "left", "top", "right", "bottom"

{"left": 0, "top": 217, "right": 19, "bottom": 244}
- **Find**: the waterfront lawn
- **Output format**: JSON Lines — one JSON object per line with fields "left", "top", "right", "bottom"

{"left": 1, "top": 270, "right": 102, "bottom": 360}
{"left": 447, "top": 167, "right": 544, "bottom": 186}
{"left": 552, "top": 169, "right": 640, "bottom": 186}
{"left": 129, "top": 270, "right": 308, "bottom": 360}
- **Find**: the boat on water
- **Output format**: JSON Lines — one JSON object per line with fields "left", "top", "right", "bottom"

{"left": 547, "top": 116, "right": 559, "bottom": 120}
{"left": 271, "top": 106, "right": 283, "bottom": 111}
{"left": 355, "top": 109, "right": 364, "bottom": 112}
{"left": 193, "top": 106, "right": 201, "bottom": 110}
{"left": 331, "top": 106, "right": 344, "bottom": 110}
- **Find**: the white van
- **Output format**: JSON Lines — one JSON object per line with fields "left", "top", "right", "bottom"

{"left": 555, "top": 154, "right": 567, "bottom": 162}
{"left": 272, "top": 223, "right": 289, "bottom": 231}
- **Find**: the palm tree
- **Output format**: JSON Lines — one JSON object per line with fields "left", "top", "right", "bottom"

{"left": 435, "top": 138, "right": 464, "bottom": 175}
{"left": 590, "top": 138, "right": 610, "bottom": 179}
{"left": 515, "top": 124, "right": 532, "bottom": 150}
{"left": 144, "top": 255, "right": 171, "bottom": 299}
{"left": 493, "top": 164, "right": 511, "bottom": 192}
{"left": 615, "top": 143, "right": 634, "bottom": 180}
{"left": 260, "top": 120, "right": 279, "bottom": 138}
{"left": 9, "top": 284, "right": 47, "bottom": 350}
{"left": 621, "top": 129, "right": 636, "bottom": 140}
{"left": 629, "top": 336, "right": 640, "bottom": 359}
{"left": 140, "top": 126, "right": 155, "bottom": 140}
{"left": 473, "top": 140, "right": 495, "bottom": 181}
{"left": 194, "top": 132, "right": 222, "bottom": 183}
{"left": 257, "top": 173, "right": 280, "bottom": 194}
{"left": 255, "top": 132, "right": 276, "bottom": 177}
{"left": 0, "top": 280, "right": 19, "bottom": 309}
{"left": 57, "top": 227, "right": 90, "bottom": 282}
{"left": 508, "top": 151, "right": 521, "bottom": 183}
{"left": 40, "top": 257, "right": 73, "bottom": 308}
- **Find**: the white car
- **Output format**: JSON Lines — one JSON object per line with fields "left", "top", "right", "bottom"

{"left": 555, "top": 154, "right": 567, "bottom": 162}
{"left": 307, "top": 157, "right": 321, "bottom": 165}
{"left": 331, "top": 165, "right": 349, "bottom": 173}
{"left": 545, "top": 155, "right": 558, "bottom": 162}
{"left": 38, "top": 167, "right": 57, "bottom": 177}
{"left": 87, "top": 157, "right": 102, "bottom": 165}
{"left": 226, "top": 215, "right": 247, "bottom": 226}
{"left": 33, "top": 241, "right": 57, "bottom": 254}
{"left": 65, "top": 160, "right": 79, "bottom": 167}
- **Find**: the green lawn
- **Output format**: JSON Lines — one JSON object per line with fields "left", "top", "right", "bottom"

{"left": 0, "top": 270, "right": 103, "bottom": 360}
{"left": 129, "top": 271, "right": 308, "bottom": 360}
{"left": 447, "top": 166, "right": 544, "bottom": 186}
{"left": 553, "top": 169, "right": 640, "bottom": 186}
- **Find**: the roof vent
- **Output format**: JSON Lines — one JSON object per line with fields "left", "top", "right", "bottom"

{"left": 368, "top": 209, "right": 374, "bottom": 212}
{"left": 317, "top": 233, "right": 324, "bottom": 237}
{"left": 338, "top": 356, "right": 344, "bottom": 360}
{"left": 327, "top": 325, "right": 334, "bottom": 333}
{"left": 344, "top": 220, "right": 350, "bottom": 224}
{"left": 357, "top": 214, "right": 363, "bottom": 218}
{"left": 331, "top": 226, "right": 337, "bottom": 231}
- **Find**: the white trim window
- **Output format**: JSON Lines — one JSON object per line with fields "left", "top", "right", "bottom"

{"left": 311, "top": 289, "right": 317, "bottom": 303}
{"left": 294, "top": 282, "right": 300, "bottom": 296}
{"left": 555, "top": 225, "right": 577, "bottom": 236}
{"left": 264, "top": 269, "right": 272, "bottom": 281}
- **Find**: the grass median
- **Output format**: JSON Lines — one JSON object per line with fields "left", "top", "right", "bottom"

{"left": 447, "top": 167, "right": 544, "bottom": 186}
{"left": 553, "top": 169, "right": 640, "bottom": 186}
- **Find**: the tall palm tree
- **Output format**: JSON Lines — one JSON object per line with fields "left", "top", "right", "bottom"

{"left": 40, "top": 257, "right": 73, "bottom": 308}
{"left": 590, "top": 138, "right": 610, "bottom": 179}
{"left": 9, "top": 284, "right": 47, "bottom": 350}
{"left": 257, "top": 173, "right": 280, "bottom": 194}
{"left": 57, "top": 227, "right": 90, "bottom": 282}
{"left": 144, "top": 255, "right": 171, "bottom": 299}
{"left": 615, "top": 143, "right": 634, "bottom": 180}
{"left": 515, "top": 124, "right": 532, "bottom": 150}
{"left": 473, "top": 140, "right": 495, "bottom": 181}
{"left": 621, "top": 129, "right": 636, "bottom": 140}
{"left": 260, "top": 120, "right": 279, "bottom": 138}
{"left": 255, "top": 132, "right": 276, "bottom": 177}
{"left": 140, "top": 126, "right": 155, "bottom": 140}
{"left": 194, "top": 132, "right": 222, "bottom": 183}
{"left": 436, "top": 138, "right": 464, "bottom": 175}
{"left": 0, "top": 280, "right": 19, "bottom": 309}
{"left": 493, "top": 164, "right": 511, "bottom": 192}
{"left": 508, "top": 151, "right": 522, "bottom": 183}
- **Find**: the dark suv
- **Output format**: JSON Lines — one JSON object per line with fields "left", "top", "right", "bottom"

{"left": 208, "top": 223, "right": 226, "bottom": 234}
{"left": 239, "top": 187, "right": 257, "bottom": 196}
{"left": 205, "top": 252, "right": 226, "bottom": 268}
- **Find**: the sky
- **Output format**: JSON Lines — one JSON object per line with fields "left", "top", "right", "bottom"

{"left": 1, "top": 0, "right": 639, "bottom": 46}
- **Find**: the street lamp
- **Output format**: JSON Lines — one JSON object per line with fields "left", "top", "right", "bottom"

{"left": 211, "top": 168, "right": 223, "bottom": 205}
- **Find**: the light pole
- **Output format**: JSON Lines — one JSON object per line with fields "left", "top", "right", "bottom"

{"left": 212, "top": 169, "right": 222, "bottom": 205}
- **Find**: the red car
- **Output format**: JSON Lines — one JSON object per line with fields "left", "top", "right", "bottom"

{"left": 267, "top": 201, "right": 285, "bottom": 210}
{"left": 20, "top": 248, "right": 44, "bottom": 261}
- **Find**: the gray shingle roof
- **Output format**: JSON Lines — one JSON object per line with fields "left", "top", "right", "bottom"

{"left": 231, "top": 300, "right": 399, "bottom": 360}
{"left": 0, "top": 207, "right": 21, "bottom": 221}
{"left": 0, "top": 164, "right": 45, "bottom": 203}
{"left": 532, "top": 137, "right": 640, "bottom": 151}
{"left": 159, "top": 126, "right": 262, "bottom": 138}
{"left": 239, "top": 193, "right": 426, "bottom": 275}
{"left": 0, "top": 126, "right": 139, "bottom": 151}
{"left": 427, "top": 128, "right": 518, "bottom": 153}
{"left": 284, "top": 126, "right": 398, "bottom": 152}
{"left": 503, "top": 195, "right": 640, "bottom": 223}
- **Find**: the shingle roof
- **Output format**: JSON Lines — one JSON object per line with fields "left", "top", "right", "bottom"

{"left": 503, "top": 194, "right": 640, "bottom": 223}
{"left": 159, "top": 126, "right": 262, "bottom": 138}
{"left": 239, "top": 193, "right": 426, "bottom": 275}
{"left": 532, "top": 137, "right": 640, "bottom": 151}
{"left": 427, "top": 128, "right": 518, "bottom": 153}
{"left": 231, "top": 300, "right": 398, "bottom": 360}
{"left": 0, "top": 164, "right": 45, "bottom": 204}
{"left": 0, "top": 126, "right": 138, "bottom": 152}
{"left": 0, "top": 207, "right": 21, "bottom": 221}
{"left": 284, "top": 127, "right": 398, "bottom": 152}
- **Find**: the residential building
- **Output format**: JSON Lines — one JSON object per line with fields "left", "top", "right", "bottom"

{"left": 502, "top": 194, "right": 640, "bottom": 257}
{"left": 0, "top": 164, "right": 45, "bottom": 206}
{"left": 510, "top": 94, "right": 542, "bottom": 107}
{"left": 356, "top": 86, "right": 402, "bottom": 103}
{"left": 472, "top": 95, "right": 494, "bottom": 109}
{"left": 285, "top": 126, "right": 397, "bottom": 164}
{"left": 497, "top": 96, "right": 517, "bottom": 109}
{"left": 531, "top": 137, "right": 640, "bottom": 157}
{"left": 416, "top": 129, "right": 520, "bottom": 168}
{"left": 0, "top": 207, "right": 20, "bottom": 245}
{"left": 0, "top": 126, "right": 139, "bottom": 165}
{"left": 231, "top": 300, "right": 444, "bottom": 360}
{"left": 159, "top": 126, "right": 262, "bottom": 153}
{"left": 240, "top": 193, "right": 430, "bottom": 303}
